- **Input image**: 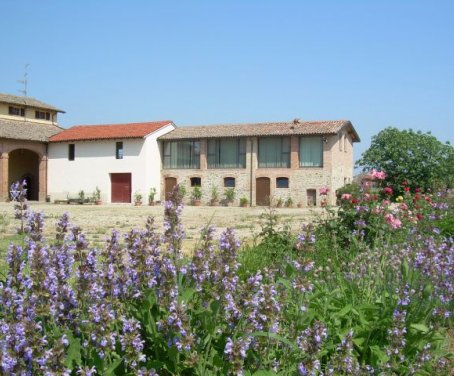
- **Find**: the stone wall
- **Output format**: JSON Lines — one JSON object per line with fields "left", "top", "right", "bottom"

{"left": 161, "top": 128, "right": 355, "bottom": 207}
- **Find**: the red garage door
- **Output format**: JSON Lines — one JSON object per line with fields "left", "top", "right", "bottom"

{"left": 111, "top": 173, "right": 131, "bottom": 203}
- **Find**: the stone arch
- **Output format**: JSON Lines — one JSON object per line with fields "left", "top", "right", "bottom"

{"left": 8, "top": 148, "right": 40, "bottom": 200}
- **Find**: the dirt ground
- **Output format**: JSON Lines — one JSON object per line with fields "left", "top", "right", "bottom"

{"left": 0, "top": 201, "right": 326, "bottom": 253}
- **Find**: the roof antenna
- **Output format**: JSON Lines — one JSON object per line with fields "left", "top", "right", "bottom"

{"left": 17, "top": 64, "right": 29, "bottom": 97}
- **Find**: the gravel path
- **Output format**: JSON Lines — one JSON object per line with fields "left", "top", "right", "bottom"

{"left": 0, "top": 202, "right": 326, "bottom": 253}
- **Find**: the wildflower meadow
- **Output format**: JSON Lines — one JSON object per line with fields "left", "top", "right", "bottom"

{"left": 0, "top": 177, "right": 453, "bottom": 375}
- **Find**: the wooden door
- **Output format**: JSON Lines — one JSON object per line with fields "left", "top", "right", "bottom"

{"left": 111, "top": 173, "right": 131, "bottom": 203}
{"left": 256, "top": 177, "right": 270, "bottom": 206}
{"left": 165, "top": 177, "right": 177, "bottom": 199}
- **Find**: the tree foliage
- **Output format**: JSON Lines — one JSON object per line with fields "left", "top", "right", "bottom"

{"left": 356, "top": 127, "right": 454, "bottom": 194}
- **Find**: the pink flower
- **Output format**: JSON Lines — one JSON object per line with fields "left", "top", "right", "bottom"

{"left": 319, "top": 187, "right": 329, "bottom": 195}
{"left": 400, "top": 203, "right": 408, "bottom": 211}
{"left": 341, "top": 193, "right": 351, "bottom": 200}
{"left": 383, "top": 187, "right": 393, "bottom": 196}
{"left": 370, "top": 169, "right": 386, "bottom": 180}
{"left": 384, "top": 213, "right": 402, "bottom": 229}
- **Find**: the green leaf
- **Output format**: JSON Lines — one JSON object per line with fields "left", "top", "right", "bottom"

{"left": 104, "top": 357, "right": 123, "bottom": 375}
{"left": 181, "top": 287, "right": 196, "bottom": 303}
{"left": 64, "top": 332, "right": 81, "bottom": 368}
{"left": 336, "top": 304, "right": 352, "bottom": 317}
{"left": 252, "top": 371, "right": 276, "bottom": 376}
{"left": 410, "top": 323, "right": 430, "bottom": 333}
{"left": 250, "top": 331, "right": 299, "bottom": 351}
{"left": 370, "top": 345, "right": 389, "bottom": 364}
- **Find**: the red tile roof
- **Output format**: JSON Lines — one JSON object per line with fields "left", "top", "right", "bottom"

{"left": 159, "top": 120, "right": 360, "bottom": 142}
{"left": 49, "top": 121, "right": 174, "bottom": 142}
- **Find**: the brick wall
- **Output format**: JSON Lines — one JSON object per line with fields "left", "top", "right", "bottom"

{"left": 161, "top": 128, "right": 354, "bottom": 207}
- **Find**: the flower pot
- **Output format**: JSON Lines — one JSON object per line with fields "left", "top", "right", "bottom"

{"left": 240, "top": 202, "right": 248, "bottom": 208}
{"left": 211, "top": 199, "right": 219, "bottom": 207}
{"left": 135, "top": 201, "right": 142, "bottom": 207}
{"left": 148, "top": 201, "right": 155, "bottom": 206}
{"left": 95, "top": 200, "right": 102, "bottom": 205}
{"left": 192, "top": 199, "right": 201, "bottom": 206}
{"left": 297, "top": 203, "right": 303, "bottom": 208}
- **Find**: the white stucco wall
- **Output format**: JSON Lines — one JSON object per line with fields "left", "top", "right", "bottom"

{"left": 48, "top": 124, "right": 174, "bottom": 202}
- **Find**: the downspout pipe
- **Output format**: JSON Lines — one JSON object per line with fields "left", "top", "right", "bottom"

{"left": 249, "top": 137, "right": 253, "bottom": 207}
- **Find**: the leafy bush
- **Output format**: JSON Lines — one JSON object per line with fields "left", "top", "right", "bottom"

{"left": 0, "top": 181, "right": 452, "bottom": 375}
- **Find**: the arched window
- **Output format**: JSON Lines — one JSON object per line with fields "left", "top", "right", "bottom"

{"left": 224, "top": 177, "right": 236, "bottom": 187}
{"left": 276, "top": 177, "right": 289, "bottom": 188}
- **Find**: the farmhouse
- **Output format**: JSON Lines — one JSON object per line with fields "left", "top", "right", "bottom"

{"left": 158, "top": 119, "right": 360, "bottom": 206}
{"left": 0, "top": 93, "right": 64, "bottom": 201}
{"left": 0, "top": 92, "right": 360, "bottom": 206}
{"left": 48, "top": 121, "right": 175, "bottom": 203}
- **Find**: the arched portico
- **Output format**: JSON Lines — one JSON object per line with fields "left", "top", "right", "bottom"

{"left": 0, "top": 144, "right": 48, "bottom": 201}
{"left": 8, "top": 149, "right": 40, "bottom": 200}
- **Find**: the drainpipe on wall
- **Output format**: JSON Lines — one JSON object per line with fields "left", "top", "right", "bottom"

{"left": 249, "top": 137, "right": 253, "bottom": 207}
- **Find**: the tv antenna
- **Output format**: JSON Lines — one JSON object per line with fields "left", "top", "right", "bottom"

{"left": 17, "top": 64, "right": 30, "bottom": 97}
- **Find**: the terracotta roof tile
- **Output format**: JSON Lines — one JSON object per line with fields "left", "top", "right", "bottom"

{"left": 158, "top": 119, "right": 360, "bottom": 142}
{"left": 0, "top": 119, "right": 63, "bottom": 142}
{"left": 0, "top": 93, "right": 65, "bottom": 113}
{"left": 49, "top": 121, "right": 174, "bottom": 142}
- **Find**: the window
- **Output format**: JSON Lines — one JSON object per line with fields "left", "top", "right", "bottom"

{"left": 163, "top": 140, "right": 200, "bottom": 169}
{"left": 258, "top": 137, "right": 290, "bottom": 168}
{"left": 224, "top": 177, "right": 236, "bottom": 188}
{"left": 116, "top": 142, "right": 124, "bottom": 159}
{"left": 344, "top": 135, "right": 348, "bottom": 152}
{"left": 35, "top": 110, "right": 50, "bottom": 120}
{"left": 8, "top": 106, "right": 25, "bottom": 117}
{"left": 190, "top": 177, "right": 201, "bottom": 187}
{"left": 207, "top": 138, "right": 246, "bottom": 168}
{"left": 68, "top": 144, "right": 75, "bottom": 161}
{"left": 299, "top": 137, "right": 323, "bottom": 167}
{"left": 276, "top": 177, "right": 289, "bottom": 188}
{"left": 339, "top": 134, "right": 343, "bottom": 151}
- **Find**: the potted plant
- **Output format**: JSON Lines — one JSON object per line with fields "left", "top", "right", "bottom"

{"left": 297, "top": 201, "right": 304, "bottom": 208}
{"left": 285, "top": 197, "right": 293, "bottom": 208}
{"left": 240, "top": 197, "right": 249, "bottom": 208}
{"left": 78, "top": 190, "right": 85, "bottom": 204}
{"left": 134, "top": 191, "right": 143, "bottom": 206}
{"left": 148, "top": 187, "right": 157, "bottom": 206}
{"left": 210, "top": 186, "right": 219, "bottom": 206}
{"left": 276, "top": 197, "right": 283, "bottom": 208}
{"left": 191, "top": 186, "right": 202, "bottom": 206}
{"left": 224, "top": 188, "right": 235, "bottom": 206}
{"left": 93, "top": 186, "right": 102, "bottom": 205}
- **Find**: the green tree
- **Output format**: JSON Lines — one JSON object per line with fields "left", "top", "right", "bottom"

{"left": 356, "top": 127, "right": 454, "bottom": 195}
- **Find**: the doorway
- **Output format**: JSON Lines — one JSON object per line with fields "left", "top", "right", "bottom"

{"left": 256, "top": 177, "right": 271, "bottom": 206}
{"left": 165, "top": 177, "right": 177, "bottom": 199}
{"left": 111, "top": 173, "right": 132, "bottom": 203}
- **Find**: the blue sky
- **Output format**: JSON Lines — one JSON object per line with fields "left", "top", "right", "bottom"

{"left": 1, "top": 0, "right": 453, "bottom": 162}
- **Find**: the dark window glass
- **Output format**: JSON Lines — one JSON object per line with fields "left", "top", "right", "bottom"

{"left": 299, "top": 137, "right": 323, "bottom": 167}
{"left": 276, "top": 177, "right": 289, "bottom": 188}
{"left": 116, "top": 142, "right": 124, "bottom": 159}
{"left": 190, "top": 177, "right": 201, "bottom": 187}
{"left": 45, "top": 112, "right": 50, "bottom": 120}
{"left": 68, "top": 144, "right": 75, "bottom": 161}
{"left": 35, "top": 110, "right": 46, "bottom": 119}
{"left": 8, "top": 106, "right": 24, "bottom": 116}
{"left": 207, "top": 138, "right": 246, "bottom": 168}
{"left": 163, "top": 140, "right": 200, "bottom": 169}
{"left": 224, "top": 177, "right": 236, "bottom": 188}
{"left": 258, "top": 137, "right": 290, "bottom": 168}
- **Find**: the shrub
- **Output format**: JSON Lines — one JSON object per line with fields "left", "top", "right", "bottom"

{"left": 0, "top": 181, "right": 452, "bottom": 375}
